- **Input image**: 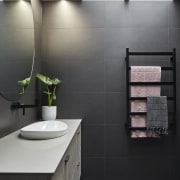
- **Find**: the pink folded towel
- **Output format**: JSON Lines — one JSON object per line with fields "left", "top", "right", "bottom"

{"left": 131, "top": 100, "right": 146, "bottom": 112}
{"left": 131, "top": 66, "right": 161, "bottom": 97}
{"left": 131, "top": 115, "right": 146, "bottom": 127}
{"left": 130, "top": 66, "right": 161, "bottom": 138}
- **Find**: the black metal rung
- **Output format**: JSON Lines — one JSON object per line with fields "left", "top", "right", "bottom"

{"left": 127, "top": 123, "right": 174, "bottom": 130}
{"left": 129, "top": 112, "right": 174, "bottom": 115}
{"left": 130, "top": 97, "right": 174, "bottom": 100}
{"left": 129, "top": 52, "right": 173, "bottom": 56}
{"left": 128, "top": 127, "right": 147, "bottom": 130}
{"left": 128, "top": 126, "right": 173, "bottom": 130}
{"left": 128, "top": 127, "right": 171, "bottom": 131}
{"left": 162, "top": 67, "right": 174, "bottom": 70}
{"left": 129, "top": 82, "right": 174, "bottom": 85}
{"left": 129, "top": 112, "right": 146, "bottom": 115}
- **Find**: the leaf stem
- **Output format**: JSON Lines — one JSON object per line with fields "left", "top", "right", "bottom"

{"left": 46, "top": 86, "right": 51, "bottom": 106}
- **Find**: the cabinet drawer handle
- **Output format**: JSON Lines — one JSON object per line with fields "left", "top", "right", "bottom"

{"left": 77, "top": 131, "right": 80, "bottom": 135}
{"left": 77, "top": 162, "right": 80, "bottom": 167}
{"left": 64, "top": 155, "right": 70, "bottom": 164}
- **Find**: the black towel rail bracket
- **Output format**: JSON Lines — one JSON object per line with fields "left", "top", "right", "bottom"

{"left": 11, "top": 102, "right": 39, "bottom": 116}
{"left": 125, "top": 48, "right": 177, "bottom": 133}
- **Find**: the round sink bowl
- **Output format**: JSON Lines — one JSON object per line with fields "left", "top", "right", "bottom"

{"left": 20, "top": 120, "right": 68, "bottom": 140}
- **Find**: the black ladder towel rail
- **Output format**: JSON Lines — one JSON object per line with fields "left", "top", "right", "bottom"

{"left": 125, "top": 48, "right": 177, "bottom": 132}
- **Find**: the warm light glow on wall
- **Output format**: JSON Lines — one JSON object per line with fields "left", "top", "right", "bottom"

{"left": 55, "top": 0, "right": 80, "bottom": 26}
{"left": 53, "top": 0, "right": 89, "bottom": 28}
{"left": 18, "top": 0, "right": 31, "bottom": 9}
{"left": 59, "top": 0, "right": 73, "bottom": 12}
{"left": 0, "top": 0, "right": 31, "bottom": 2}
{"left": 13, "top": 0, "right": 33, "bottom": 26}
{"left": 0, "top": 0, "right": 33, "bottom": 28}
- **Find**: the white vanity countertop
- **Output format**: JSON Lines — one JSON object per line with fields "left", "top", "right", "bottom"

{"left": 0, "top": 119, "right": 82, "bottom": 174}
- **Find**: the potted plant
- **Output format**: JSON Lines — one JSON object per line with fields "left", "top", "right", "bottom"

{"left": 36, "top": 73, "right": 61, "bottom": 120}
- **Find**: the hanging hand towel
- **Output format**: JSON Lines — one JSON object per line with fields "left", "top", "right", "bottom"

{"left": 147, "top": 96, "right": 168, "bottom": 135}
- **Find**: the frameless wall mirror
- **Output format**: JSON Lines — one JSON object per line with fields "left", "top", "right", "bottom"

{"left": 0, "top": 0, "right": 34, "bottom": 101}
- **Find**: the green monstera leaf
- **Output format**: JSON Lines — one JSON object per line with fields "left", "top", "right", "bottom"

{"left": 18, "top": 77, "right": 31, "bottom": 94}
{"left": 51, "top": 78, "right": 61, "bottom": 86}
{"left": 36, "top": 73, "right": 61, "bottom": 106}
{"left": 36, "top": 74, "right": 52, "bottom": 86}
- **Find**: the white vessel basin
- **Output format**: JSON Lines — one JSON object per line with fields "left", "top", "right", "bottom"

{"left": 20, "top": 120, "right": 68, "bottom": 140}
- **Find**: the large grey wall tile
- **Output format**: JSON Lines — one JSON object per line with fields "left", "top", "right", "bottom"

{"left": 105, "top": 158, "right": 128, "bottom": 180}
{"left": 42, "top": 28, "right": 104, "bottom": 62}
{"left": 52, "top": 92, "right": 105, "bottom": 125}
{"left": 105, "top": 2, "right": 168, "bottom": 28}
{"left": 43, "top": 1, "right": 105, "bottom": 28}
{"left": 104, "top": 28, "right": 168, "bottom": 58}
{"left": 104, "top": 125, "right": 128, "bottom": 157}
{"left": 171, "top": 158, "right": 180, "bottom": 180}
{"left": 170, "top": 28, "right": 180, "bottom": 60}
{"left": 128, "top": 137, "right": 170, "bottom": 158}
{"left": 105, "top": 92, "right": 126, "bottom": 124}
{"left": 0, "top": 2, "right": 33, "bottom": 28}
{"left": 169, "top": 2, "right": 180, "bottom": 28}
{"left": 105, "top": 58, "right": 126, "bottom": 92}
{"left": 128, "top": 157, "right": 170, "bottom": 180}
{"left": 42, "top": 59, "right": 104, "bottom": 93}
{"left": 81, "top": 157, "right": 104, "bottom": 180}
{"left": 82, "top": 125, "right": 104, "bottom": 157}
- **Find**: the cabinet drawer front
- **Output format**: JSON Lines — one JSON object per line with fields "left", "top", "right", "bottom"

{"left": 72, "top": 164, "right": 81, "bottom": 180}
{"left": 51, "top": 125, "right": 81, "bottom": 180}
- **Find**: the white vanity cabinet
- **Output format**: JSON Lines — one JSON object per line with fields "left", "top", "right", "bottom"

{"left": 52, "top": 126, "right": 81, "bottom": 180}
{"left": 0, "top": 119, "right": 82, "bottom": 180}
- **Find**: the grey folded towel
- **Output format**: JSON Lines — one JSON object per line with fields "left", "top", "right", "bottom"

{"left": 147, "top": 96, "right": 168, "bottom": 135}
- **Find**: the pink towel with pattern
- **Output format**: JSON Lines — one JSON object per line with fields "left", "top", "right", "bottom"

{"left": 130, "top": 66, "right": 161, "bottom": 138}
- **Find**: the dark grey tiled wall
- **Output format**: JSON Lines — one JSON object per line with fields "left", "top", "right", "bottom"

{"left": 42, "top": 2, "right": 180, "bottom": 180}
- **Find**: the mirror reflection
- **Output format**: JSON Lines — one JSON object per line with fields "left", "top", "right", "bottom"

{"left": 0, "top": 0, "right": 34, "bottom": 101}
